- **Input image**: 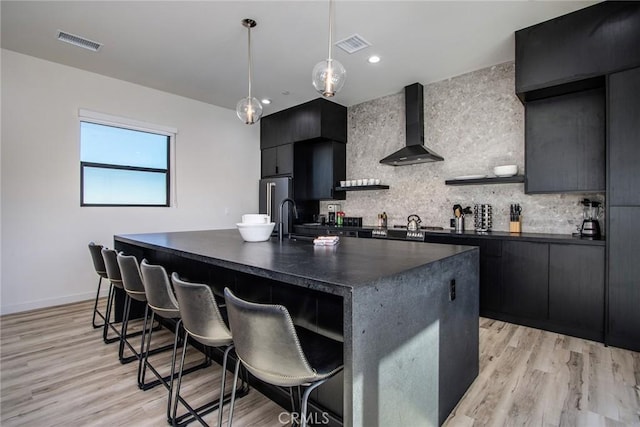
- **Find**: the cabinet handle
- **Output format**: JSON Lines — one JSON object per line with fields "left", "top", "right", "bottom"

{"left": 275, "top": 166, "right": 279, "bottom": 174}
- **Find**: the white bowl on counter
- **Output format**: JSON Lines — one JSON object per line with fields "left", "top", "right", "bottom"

{"left": 493, "top": 164, "right": 518, "bottom": 177}
{"left": 241, "top": 214, "right": 270, "bottom": 224}
{"left": 236, "top": 222, "right": 276, "bottom": 242}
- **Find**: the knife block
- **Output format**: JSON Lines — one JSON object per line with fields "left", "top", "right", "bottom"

{"left": 509, "top": 219, "right": 522, "bottom": 233}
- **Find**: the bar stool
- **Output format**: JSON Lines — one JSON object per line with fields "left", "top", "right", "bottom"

{"left": 88, "top": 242, "right": 109, "bottom": 329}
{"left": 117, "top": 253, "right": 170, "bottom": 365}
{"left": 224, "top": 288, "right": 343, "bottom": 427}
{"left": 171, "top": 273, "right": 249, "bottom": 427}
{"left": 139, "top": 260, "right": 210, "bottom": 423}
{"left": 101, "top": 248, "right": 145, "bottom": 346}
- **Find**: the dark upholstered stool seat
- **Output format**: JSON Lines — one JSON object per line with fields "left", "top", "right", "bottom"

{"left": 139, "top": 260, "right": 210, "bottom": 424}
{"left": 171, "top": 274, "right": 248, "bottom": 427}
{"left": 224, "top": 288, "right": 343, "bottom": 427}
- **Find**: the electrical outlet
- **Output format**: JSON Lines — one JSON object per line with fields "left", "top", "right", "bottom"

{"left": 449, "top": 279, "right": 456, "bottom": 301}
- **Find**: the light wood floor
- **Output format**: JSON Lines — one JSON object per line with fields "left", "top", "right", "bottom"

{"left": 1, "top": 299, "right": 639, "bottom": 426}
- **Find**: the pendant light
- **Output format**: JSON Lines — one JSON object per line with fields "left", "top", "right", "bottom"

{"left": 312, "top": 0, "right": 346, "bottom": 97}
{"left": 236, "top": 19, "right": 262, "bottom": 124}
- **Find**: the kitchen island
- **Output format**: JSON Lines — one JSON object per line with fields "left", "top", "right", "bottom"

{"left": 115, "top": 229, "right": 479, "bottom": 427}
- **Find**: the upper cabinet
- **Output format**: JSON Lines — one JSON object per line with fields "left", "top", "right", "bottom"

{"left": 260, "top": 98, "right": 347, "bottom": 149}
{"left": 515, "top": 2, "right": 640, "bottom": 101}
{"left": 294, "top": 141, "right": 346, "bottom": 201}
{"left": 516, "top": 2, "right": 639, "bottom": 194}
{"left": 261, "top": 144, "right": 293, "bottom": 178}
{"left": 608, "top": 67, "right": 640, "bottom": 206}
{"left": 260, "top": 98, "right": 347, "bottom": 199}
{"left": 524, "top": 88, "right": 605, "bottom": 194}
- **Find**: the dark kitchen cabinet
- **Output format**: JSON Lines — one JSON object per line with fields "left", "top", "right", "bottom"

{"left": 548, "top": 244, "right": 604, "bottom": 342}
{"left": 608, "top": 67, "right": 640, "bottom": 206}
{"left": 607, "top": 66, "right": 640, "bottom": 352}
{"left": 501, "top": 241, "right": 549, "bottom": 320}
{"left": 480, "top": 254, "right": 502, "bottom": 313}
{"left": 259, "top": 108, "right": 290, "bottom": 149}
{"left": 261, "top": 144, "right": 293, "bottom": 178}
{"left": 515, "top": 2, "right": 640, "bottom": 100}
{"left": 607, "top": 207, "right": 640, "bottom": 352}
{"left": 260, "top": 98, "right": 347, "bottom": 149}
{"left": 294, "top": 141, "right": 346, "bottom": 201}
{"left": 524, "top": 88, "right": 605, "bottom": 194}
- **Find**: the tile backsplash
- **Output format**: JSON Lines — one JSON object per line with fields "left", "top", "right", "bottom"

{"left": 321, "top": 62, "right": 604, "bottom": 234}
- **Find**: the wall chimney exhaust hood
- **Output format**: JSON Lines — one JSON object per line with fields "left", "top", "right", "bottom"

{"left": 380, "top": 83, "right": 444, "bottom": 166}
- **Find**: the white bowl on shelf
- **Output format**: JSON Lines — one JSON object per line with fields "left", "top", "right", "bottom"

{"left": 241, "top": 214, "right": 270, "bottom": 224}
{"left": 493, "top": 165, "right": 518, "bottom": 177}
{"left": 236, "top": 222, "right": 276, "bottom": 242}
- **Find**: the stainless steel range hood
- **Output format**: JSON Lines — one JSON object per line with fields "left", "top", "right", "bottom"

{"left": 380, "top": 83, "right": 444, "bottom": 166}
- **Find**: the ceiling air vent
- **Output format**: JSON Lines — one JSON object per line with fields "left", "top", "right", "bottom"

{"left": 57, "top": 30, "right": 102, "bottom": 52}
{"left": 335, "top": 34, "right": 371, "bottom": 54}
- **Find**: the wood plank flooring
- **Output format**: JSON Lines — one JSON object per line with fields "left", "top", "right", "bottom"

{"left": 1, "top": 299, "right": 639, "bottom": 426}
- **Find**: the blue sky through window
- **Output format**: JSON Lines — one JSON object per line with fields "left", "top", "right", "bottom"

{"left": 80, "top": 122, "right": 168, "bottom": 169}
{"left": 80, "top": 121, "right": 170, "bottom": 206}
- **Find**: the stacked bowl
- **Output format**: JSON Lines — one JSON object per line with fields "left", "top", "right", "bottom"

{"left": 237, "top": 214, "right": 275, "bottom": 242}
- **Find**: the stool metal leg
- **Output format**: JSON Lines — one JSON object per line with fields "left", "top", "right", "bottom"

{"left": 227, "top": 357, "right": 242, "bottom": 427}
{"left": 217, "top": 345, "right": 234, "bottom": 427}
{"left": 138, "top": 311, "right": 180, "bottom": 391}
{"left": 167, "top": 318, "right": 183, "bottom": 422}
{"left": 92, "top": 276, "right": 106, "bottom": 328}
{"left": 300, "top": 380, "right": 327, "bottom": 427}
{"left": 102, "top": 283, "right": 119, "bottom": 344}
{"left": 118, "top": 294, "right": 146, "bottom": 364}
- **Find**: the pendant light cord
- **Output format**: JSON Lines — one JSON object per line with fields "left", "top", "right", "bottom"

{"left": 327, "top": 0, "right": 334, "bottom": 60}
{"left": 247, "top": 25, "right": 253, "bottom": 99}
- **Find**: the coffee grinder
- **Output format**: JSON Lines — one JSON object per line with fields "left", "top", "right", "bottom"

{"left": 580, "top": 199, "right": 602, "bottom": 238}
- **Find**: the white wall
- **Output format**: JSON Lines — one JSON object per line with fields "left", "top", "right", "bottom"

{"left": 1, "top": 49, "right": 260, "bottom": 314}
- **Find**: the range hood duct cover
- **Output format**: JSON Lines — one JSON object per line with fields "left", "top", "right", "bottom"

{"left": 379, "top": 83, "right": 444, "bottom": 166}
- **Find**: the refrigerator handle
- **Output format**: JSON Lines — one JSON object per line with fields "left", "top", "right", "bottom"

{"left": 266, "top": 182, "right": 276, "bottom": 220}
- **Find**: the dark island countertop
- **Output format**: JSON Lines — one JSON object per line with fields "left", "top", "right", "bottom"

{"left": 115, "top": 229, "right": 476, "bottom": 295}
{"left": 115, "top": 228, "right": 480, "bottom": 426}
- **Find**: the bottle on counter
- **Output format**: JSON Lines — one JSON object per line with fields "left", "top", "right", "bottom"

{"left": 337, "top": 211, "right": 344, "bottom": 226}
{"left": 382, "top": 212, "right": 388, "bottom": 228}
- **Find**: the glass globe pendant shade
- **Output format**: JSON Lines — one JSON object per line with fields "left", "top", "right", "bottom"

{"left": 236, "top": 96, "right": 263, "bottom": 125}
{"left": 312, "top": 58, "right": 346, "bottom": 97}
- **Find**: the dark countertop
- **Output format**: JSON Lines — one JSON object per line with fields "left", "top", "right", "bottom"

{"left": 293, "top": 224, "right": 605, "bottom": 246}
{"left": 115, "top": 229, "right": 476, "bottom": 294}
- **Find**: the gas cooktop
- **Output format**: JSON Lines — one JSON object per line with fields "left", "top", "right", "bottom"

{"left": 391, "top": 225, "right": 444, "bottom": 231}
{"left": 372, "top": 225, "right": 444, "bottom": 241}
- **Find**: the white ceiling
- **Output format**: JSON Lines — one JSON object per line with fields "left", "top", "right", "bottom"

{"left": 1, "top": 1, "right": 597, "bottom": 113}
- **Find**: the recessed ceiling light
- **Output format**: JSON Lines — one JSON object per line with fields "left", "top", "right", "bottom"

{"left": 368, "top": 55, "right": 381, "bottom": 64}
{"left": 261, "top": 98, "right": 272, "bottom": 105}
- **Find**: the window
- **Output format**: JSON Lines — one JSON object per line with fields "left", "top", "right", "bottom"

{"left": 79, "top": 112, "right": 175, "bottom": 207}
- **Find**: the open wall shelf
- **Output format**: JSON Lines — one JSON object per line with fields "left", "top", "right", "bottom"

{"left": 445, "top": 175, "right": 525, "bottom": 186}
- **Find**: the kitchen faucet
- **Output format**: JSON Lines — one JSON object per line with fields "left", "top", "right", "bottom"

{"left": 279, "top": 198, "right": 298, "bottom": 241}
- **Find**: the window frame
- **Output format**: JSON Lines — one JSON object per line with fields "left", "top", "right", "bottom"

{"left": 78, "top": 110, "right": 177, "bottom": 208}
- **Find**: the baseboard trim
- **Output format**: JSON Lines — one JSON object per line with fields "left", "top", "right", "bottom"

{"left": 0, "top": 289, "right": 109, "bottom": 316}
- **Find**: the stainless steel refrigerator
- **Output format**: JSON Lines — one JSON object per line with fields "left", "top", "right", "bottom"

{"left": 259, "top": 177, "right": 293, "bottom": 236}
